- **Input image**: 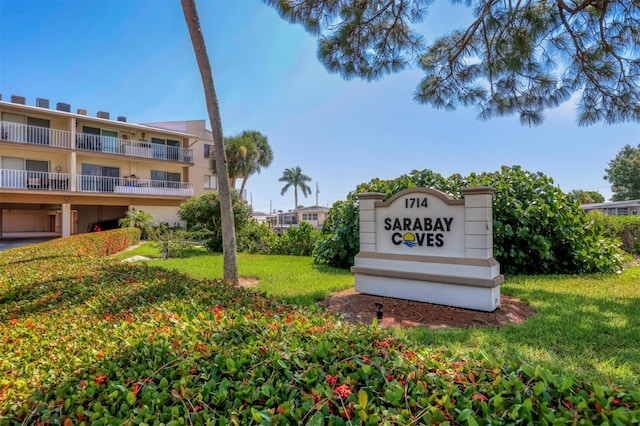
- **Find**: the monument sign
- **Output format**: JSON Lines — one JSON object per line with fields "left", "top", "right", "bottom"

{"left": 351, "top": 187, "right": 503, "bottom": 312}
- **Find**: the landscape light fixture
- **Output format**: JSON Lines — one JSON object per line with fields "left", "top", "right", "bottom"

{"left": 374, "top": 302, "right": 383, "bottom": 320}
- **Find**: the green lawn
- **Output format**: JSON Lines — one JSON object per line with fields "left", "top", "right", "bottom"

{"left": 118, "top": 243, "right": 640, "bottom": 387}
{"left": 400, "top": 270, "right": 640, "bottom": 387}
{"left": 115, "top": 244, "right": 354, "bottom": 305}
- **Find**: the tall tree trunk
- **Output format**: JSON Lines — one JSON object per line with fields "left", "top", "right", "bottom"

{"left": 239, "top": 176, "right": 248, "bottom": 201}
{"left": 181, "top": 0, "right": 238, "bottom": 284}
{"left": 294, "top": 186, "right": 298, "bottom": 210}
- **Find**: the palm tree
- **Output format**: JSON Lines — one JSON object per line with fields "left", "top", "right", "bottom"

{"left": 237, "top": 130, "right": 273, "bottom": 197}
{"left": 210, "top": 135, "right": 253, "bottom": 190}
{"left": 118, "top": 209, "right": 155, "bottom": 234}
{"left": 279, "top": 166, "right": 312, "bottom": 210}
{"left": 210, "top": 130, "right": 273, "bottom": 198}
{"left": 181, "top": 0, "right": 238, "bottom": 284}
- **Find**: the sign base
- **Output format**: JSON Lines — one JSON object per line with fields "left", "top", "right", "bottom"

{"left": 354, "top": 272, "right": 501, "bottom": 312}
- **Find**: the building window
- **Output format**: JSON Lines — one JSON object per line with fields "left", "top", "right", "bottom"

{"left": 151, "top": 170, "right": 181, "bottom": 181}
{"left": 151, "top": 170, "right": 181, "bottom": 187}
{"left": 204, "top": 144, "right": 213, "bottom": 158}
{"left": 80, "top": 163, "right": 119, "bottom": 191}
{"left": 151, "top": 137, "right": 181, "bottom": 160}
{"left": 303, "top": 213, "right": 318, "bottom": 220}
{"left": 204, "top": 175, "right": 217, "bottom": 190}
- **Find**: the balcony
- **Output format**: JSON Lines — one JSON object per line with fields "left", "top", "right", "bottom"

{"left": 77, "top": 175, "right": 193, "bottom": 197}
{"left": 0, "top": 169, "right": 193, "bottom": 197}
{"left": 0, "top": 169, "right": 71, "bottom": 191}
{"left": 76, "top": 134, "right": 193, "bottom": 162}
{"left": 0, "top": 122, "right": 193, "bottom": 162}
{"left": 0, "top": 121, "right": 72, "bottom": 149}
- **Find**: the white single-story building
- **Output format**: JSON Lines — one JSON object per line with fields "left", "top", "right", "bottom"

{"left": 581, "top": 199, "right": 640, "bottom": 216}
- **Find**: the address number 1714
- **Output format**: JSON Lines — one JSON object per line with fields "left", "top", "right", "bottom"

{"left": 405, "top": 197, "right": 428, "bottom": 208}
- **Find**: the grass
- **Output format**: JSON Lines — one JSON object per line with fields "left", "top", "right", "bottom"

{"left": 113, "top": 243, "right": 354, "bottom": 305}
{"left": 399, "top": 270, "right": 640, "bottom": 387}
{"left": 117, "top": 243, "right": 640, "bottom": 388}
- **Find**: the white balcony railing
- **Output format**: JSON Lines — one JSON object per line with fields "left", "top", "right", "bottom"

{"left": 77, "top": 175, "right": 193, "bottom": 197}
{"left": 0, "top": 169, "right": 71, "bottom": 190}
{"left": 0, "top": 122, "right": 193, "bottom": 163}
{"left": 0, "top": 169, "right": 193, "bottom": 197}
{"left": 76, "top": 134, "right": 193, "bottom": 162}
{"left": 0, "top": 121, "right": 72, "bottom": 148}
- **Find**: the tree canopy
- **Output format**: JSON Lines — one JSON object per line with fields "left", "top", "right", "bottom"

{"left": 210, "top": 130, "right": 274, "bottom": 197}
{"left": 568, "top": 189, "right": 605, "bottom": 204}
{"left": 279, "top": 166, "right": 312, "bottom": 209}
{"left": 265, "top": 0, "right": 640, "bottom": 126}
{"left": 604, "top": 144, "right": 640, "bottom": 201}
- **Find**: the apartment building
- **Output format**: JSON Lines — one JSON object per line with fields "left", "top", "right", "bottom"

{"left": 0, "top": 95, "right": 217, "bottom": 238}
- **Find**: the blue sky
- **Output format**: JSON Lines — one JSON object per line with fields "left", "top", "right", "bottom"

{"left": 1, "top": 0, "right": 638, "bottom": 214}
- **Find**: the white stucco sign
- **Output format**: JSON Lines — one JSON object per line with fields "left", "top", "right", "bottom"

{"left": 351, "top": 187, "right": 503, "bottom": 312}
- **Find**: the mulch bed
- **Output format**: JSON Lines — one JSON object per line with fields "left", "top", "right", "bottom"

{"left": 320, "top": 288, "right": 536, "bottom": 329}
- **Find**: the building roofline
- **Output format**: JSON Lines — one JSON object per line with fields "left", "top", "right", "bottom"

{"left": 296, "top": 205, "right": 330, "bottom": 211}
{"left": 581, "top": 200, "right": 640, "bottom": 209}
{"left": 0, "top": 100, "right": 195, "bottom": 138}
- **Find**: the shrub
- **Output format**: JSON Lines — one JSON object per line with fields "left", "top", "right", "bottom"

{"left": 313, "top": 200, "right": 360, "bottom": 268}
{"left": 147, "top": 225, "right": 199, "bottom": 259}
{"left": 590, "top": 212, "right": 640, "bottom": 254}
{"left": 314, "top": 166, "right": 623, "bottom": 274}
{"left": 237, "top": 221, "right": 279, "bottom": 254}
{"left": 271, "top": 222, "right": 320, "bottom": 256}
{"left": 177, "top": 191, "right": 252, "bottom": 252}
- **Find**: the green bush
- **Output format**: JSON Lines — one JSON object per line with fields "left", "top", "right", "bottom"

{"left": 313, "top": 200, "right": 360, "bottom": 268}
{"left": 315, "top": 166, "right": 623, "bottom": 274}
{"left": 590, "top": 212, "right": 640, "bottom": 254}
{"left": 272, "top": 222, "right": 320, "bottom": 256}
{"left": 237, "top": 221, "right": 279, "bottom": 254}
{"left": 147, "top": 225, "right": 200, "bottom": 259}
{"left": 177, "top": 191, "right": 252, "bottom": 252}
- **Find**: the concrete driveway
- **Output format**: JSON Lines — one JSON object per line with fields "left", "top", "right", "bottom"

{"left": 0, "top": 237, "right": 58, "bottom": 252}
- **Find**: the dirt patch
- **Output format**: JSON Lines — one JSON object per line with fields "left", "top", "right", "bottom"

{"left": 320, "top": 288, "right": 536, "bottom": 329}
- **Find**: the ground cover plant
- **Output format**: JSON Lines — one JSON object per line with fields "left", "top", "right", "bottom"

{"left": 120, "top": 243, "right": 640, "bottom": 388}
{"left": 1, "top": 234, "right": 639, "bottom": 423}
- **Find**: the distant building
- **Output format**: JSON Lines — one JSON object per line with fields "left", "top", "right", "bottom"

{"left": 251, "top": 211, "right": 271, "bottom": 224}
{"left": 581, "top": 200, "right": 640, "bottom": 216}
{"left": 296, "top": 205, "right": 330, "bottom": 229}
{"left": 270, "top": 205, "right": 330, "bottom": 233}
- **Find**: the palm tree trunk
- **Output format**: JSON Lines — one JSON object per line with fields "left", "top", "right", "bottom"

{"left": 294, "top": 187, "right": 298, "bottom": 210}
{"left": 181, "top": 0, "right": 238, "bottom": 284}
{"left": 239, "top": 176, "right": 249, "bottom": 201}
